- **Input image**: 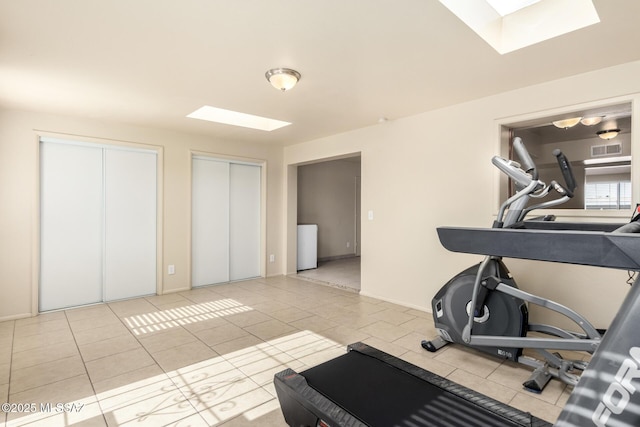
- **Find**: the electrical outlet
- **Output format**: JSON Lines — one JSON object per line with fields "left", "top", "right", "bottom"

{"left": 346, "top": 241, "right": 350, "bottom": 248}
{"left": 269, "top": 254, "right": 275, "bottom": 263}
{"left": 168, "top": 265, "right": 175, "bottom": 275}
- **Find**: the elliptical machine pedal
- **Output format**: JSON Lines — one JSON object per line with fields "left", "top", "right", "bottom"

{"left": 523, "top": 365, "right": 552, "bottom": 394}
{"left": 421, "top": 336, "right": 448, "bottom": 352}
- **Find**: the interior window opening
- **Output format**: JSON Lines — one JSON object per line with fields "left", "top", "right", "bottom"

{"left": 499, "top": 102, "right": 632, "bottom": 211}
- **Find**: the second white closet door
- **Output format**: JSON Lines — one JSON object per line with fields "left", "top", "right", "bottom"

{"left": 229, "top": 163, "right": 261, "bottom": 281}
{"left": 104, "top": 149, "right": 157, "bottom": 301}
{"left": 192, "top": 158, "right": 260, "bottom": 286}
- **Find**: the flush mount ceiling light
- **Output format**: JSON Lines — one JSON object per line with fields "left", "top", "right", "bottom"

{"left": 186, "top": 105, "right": 291, "bottom": 131}
{"left": 580, "top": 116, "right": 603, "bottom": 126}
{"left": 265, "top": 68, "right": 301, "bottom": 91}
{"left": 597, "top": 129, "right": 621, "bottom": 140}
{"left": 552, "top": 117, "right": 582, "bottom": 129}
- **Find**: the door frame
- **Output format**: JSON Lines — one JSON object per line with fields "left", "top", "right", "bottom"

{"left": 287, "top": 153, "right": 362, "bottom": 275}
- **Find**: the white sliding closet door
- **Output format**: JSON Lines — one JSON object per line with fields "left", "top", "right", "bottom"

{"left": 192, "top": 158, "right": 230, "bottom": 286}
{"left": 40, "top": 139, "right": 157, "bottom": 311}
{"left": 229, "top": 163, "right": 261, "bottom": 281}
{"left": 104, "top": 149, "right": 157, "bottom": 301}
{"left": 192, "top": 157, "right": 261, "bottom": 287}
{"left": 40, "top": 142, "right": 104, "bottom": 311}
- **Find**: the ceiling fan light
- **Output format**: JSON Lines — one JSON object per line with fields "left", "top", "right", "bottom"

{"left": 580, "top": 116, "right": 603, "bottom": 126}
{"left": 552, "top": 117, "right": 582, "bottom": 129}
{"left": 265, "top": 68, "right": 301, "bottom": 91}
{"left": 597, "top": 129, "right": 621, "bottom": 140}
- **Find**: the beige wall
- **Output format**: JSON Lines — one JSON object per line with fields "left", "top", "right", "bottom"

{"left": 285, "top": 60, "right": 640, "bottom": 329}
{"left": 0, "top": 109, "right": 285, "bottom": 321}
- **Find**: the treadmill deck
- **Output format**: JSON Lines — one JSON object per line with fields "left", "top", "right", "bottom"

{"left": 275, "top": 342, "right": 551, "bottom": 427}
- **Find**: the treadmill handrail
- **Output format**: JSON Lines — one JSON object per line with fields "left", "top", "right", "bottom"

{"left": 437, "top": 226, "right": 640, "bottom": 270}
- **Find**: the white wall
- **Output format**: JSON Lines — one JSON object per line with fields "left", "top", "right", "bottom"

{"left": 284, "top": 60, "right": 640, "bottom": 329}
{"left": 0, "top": 109, "right": 284, "bottom": 321}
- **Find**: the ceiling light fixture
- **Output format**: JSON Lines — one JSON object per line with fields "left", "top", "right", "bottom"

{"left": 265, "top": 68, "right": 301, "bottom": 91}
{"left": 552, "top": 117, "right": 582, "bottom": 129}
{"left": 597, "top": 129, "right": 621, "bottom": 140}
{"left": 580, "top": 116, "right": 603, "bottom": 126}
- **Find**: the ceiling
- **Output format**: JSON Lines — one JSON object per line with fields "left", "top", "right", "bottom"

{"left": 1, "top": 0, "right": 639, "bottom": 146}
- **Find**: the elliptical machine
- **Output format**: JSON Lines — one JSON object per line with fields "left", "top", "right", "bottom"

{"left": 422, "top": 137, "right": 602, "bottom": 393}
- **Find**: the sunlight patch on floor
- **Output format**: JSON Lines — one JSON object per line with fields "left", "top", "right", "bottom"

{"left": 5, "top": 330, "right": 341, "bottom": 427}
{"left": 123, "top": 299, "right": 253, "bottom": 335}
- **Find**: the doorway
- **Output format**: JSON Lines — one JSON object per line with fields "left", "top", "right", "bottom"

{"left": 295, "top": 155, "right": 361, "bottom": 290}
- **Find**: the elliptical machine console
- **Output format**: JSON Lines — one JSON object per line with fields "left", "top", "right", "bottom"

{"left": 422, "top": 137, "right": 601, "bottom": 393}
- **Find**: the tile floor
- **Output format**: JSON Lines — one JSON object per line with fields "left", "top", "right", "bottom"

{"left": 0, "top": 274, "right": 577, "bottom": 427}
{"left": 296, "top": 256, "right": 361, "bottom": 290}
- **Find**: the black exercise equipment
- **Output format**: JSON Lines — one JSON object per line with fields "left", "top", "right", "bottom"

{"left": 275, "top": 229, "right": 640, "bottom": 426}
{"left": 275, "top": 137, "right": 640, "bottom": 427}
{"left": 422, "top": 138, "right": 609, "bottom": 392}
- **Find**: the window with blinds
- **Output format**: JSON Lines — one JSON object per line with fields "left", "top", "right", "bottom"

{"left": 584, "top": 180, "right": 631, "bottom": 210}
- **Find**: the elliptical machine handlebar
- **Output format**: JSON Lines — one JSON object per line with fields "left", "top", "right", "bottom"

{"left": 491, "top": 156, "right": 537, "bottom": 189}
{"left": 491, "top": 137, "right": 542, "bottom": 192}
{"left": 493, "top": 138, "right": 576, "bottom": 227}
{"left": 513, "top": 137, "right": 538, "bottom": 180}
{"left": 553, "top": 148, "right": 577, "bottom": 198}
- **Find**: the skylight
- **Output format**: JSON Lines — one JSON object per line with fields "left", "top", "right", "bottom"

{"left": 485, "top": 0, "right": 541, "bottom": 17}
{"left": 187, "top": 105, "right": 291, "bottom": 131}
{"left": 439, "top": 0, "right": 600, "bottom": 54}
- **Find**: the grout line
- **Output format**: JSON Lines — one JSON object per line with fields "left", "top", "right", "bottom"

{"left": 63, "top": 310, "right": 106, "bottom": 426}
{"left": 2, "top": 321, "right": 16, "bottom": 426}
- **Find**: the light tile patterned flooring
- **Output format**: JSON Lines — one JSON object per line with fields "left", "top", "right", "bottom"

{"left": 0, "top": 275, "right": 575, "bottom": 427}
{"left": 296, "top": 256, "right": 361, "bottom": 290}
